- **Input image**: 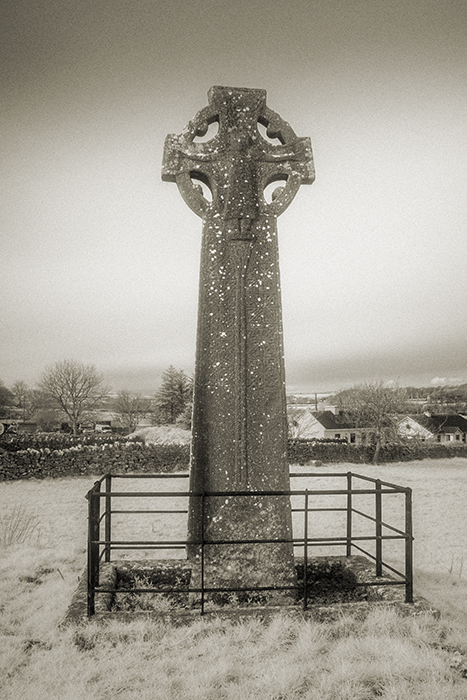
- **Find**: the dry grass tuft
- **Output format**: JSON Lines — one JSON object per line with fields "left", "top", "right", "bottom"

{"left": 0, "top": 505, "right": 40, "bottom": 548}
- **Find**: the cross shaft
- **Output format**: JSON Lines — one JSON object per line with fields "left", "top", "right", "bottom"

{"left": 162, "top": 86, "right": 314, "bottom": 598}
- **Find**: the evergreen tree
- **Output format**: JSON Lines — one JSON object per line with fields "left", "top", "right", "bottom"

{"left": 154, "top": 366, "right": 192, "bottom": 424}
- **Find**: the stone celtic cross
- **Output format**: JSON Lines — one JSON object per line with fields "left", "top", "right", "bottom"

{"left": 162, "top": 86, "right": 314, "bottom": 597}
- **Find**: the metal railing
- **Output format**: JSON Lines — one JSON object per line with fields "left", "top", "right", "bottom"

{"left": 86, "top": 472, "right": 413, "bottom": 616}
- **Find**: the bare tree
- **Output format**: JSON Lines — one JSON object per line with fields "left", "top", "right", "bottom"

{"left": 114, "top": 391, "right": 151, "bottom": 433}
{"left": 0, "top": 381, "right": 14, "bottom": 417}
{"left": 39, "top": 360, "right": 108, "bottom": 436}
{"left": 11, "top": 380, "right": 33, "bottom": 420}
{"left": 333, "top": 381, "right": 408, "bottom": 463}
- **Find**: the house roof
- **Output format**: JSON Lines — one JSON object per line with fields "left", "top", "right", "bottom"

{"left": 313, "top": 411, "right": 359, "bottom": 430}
{"left": 409, "top": 414, "right": 467, "bottom": 434}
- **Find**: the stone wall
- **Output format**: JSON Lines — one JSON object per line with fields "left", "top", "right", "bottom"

{"left": 0, "top": 434, "right": 190, "bottom": 480}
{"left": 2, "top": 433, "right": 467, "bottom": 480}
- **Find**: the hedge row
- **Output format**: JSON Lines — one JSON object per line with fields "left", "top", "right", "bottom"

{"left": 2, "top": 434, "right": 467, "bottom": 481}
{"left": 288, "top": 438, "right": 467, "bottom": 465}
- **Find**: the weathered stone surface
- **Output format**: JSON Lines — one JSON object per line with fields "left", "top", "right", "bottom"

{"left": 66, "top": 556, "right": 435, "bottom": 622}
{"left": 162, "top": 86, "right": 314, "bottom": 596}
{"left": 61, "top": 563, "right": 117, "bottom": 625}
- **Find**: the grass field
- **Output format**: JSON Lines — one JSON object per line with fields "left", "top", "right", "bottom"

{"left": 1, "top": 458, "right": 467, "bottom": 698}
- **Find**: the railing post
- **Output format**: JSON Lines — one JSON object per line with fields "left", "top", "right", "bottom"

{"left": 201, "top": 492, "right": 205, "bottom": 615}
{"left": 104, "top": 474, "right": 112, "bottom": 563}
{"left": 405, "top": 487, "right": 414, "bottom": 603}
{"left": 303, "top": 489, "right": 309, "bottom": 610}
{"left": 346, "top": 472, "right": 352, "bottom": 557}
{"left": 375, "top": 479, "right": 382, "bottom": 577}
{"left": 86, "top": 480, "right": 101, "bottom": 617}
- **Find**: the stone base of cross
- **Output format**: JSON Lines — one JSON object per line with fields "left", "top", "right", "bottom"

{"left": 162, "top": 86, "right": 314, "bottom": 600}
{"left": 189, "top": 494, "right": 297, "bottom": 604}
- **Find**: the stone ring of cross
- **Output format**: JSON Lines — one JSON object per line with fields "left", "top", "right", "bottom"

{"left": 162, "top": 86, "right": 315, "bottom": 222}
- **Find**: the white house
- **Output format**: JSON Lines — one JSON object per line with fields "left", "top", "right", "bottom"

{"left": 397, "top": 413, "right": 467, "bottom": 443}
{"left": 287, "top": 407, "right": 372, "bottom": 444}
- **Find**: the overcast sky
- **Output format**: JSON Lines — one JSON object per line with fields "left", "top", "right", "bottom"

{"left": 1, "top": 0, "right": 467, "bottom": 394}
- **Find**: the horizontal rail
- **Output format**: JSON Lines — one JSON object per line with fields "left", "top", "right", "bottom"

{"left": 97, "top": 471, "right": 407, "bottom": 490}
{"left": 296, "top": 534, "right": 405, "bottom": 543}
{"left": 104, "top": 579, "right": 409, "bottom": 595}
{"left": 106, "top": 584, "right": 298, "bottom": 594}
{"left": 351, "top": 542, "right": 378, "bottom": 562}
{"left": 292, "top": 507, "right": 347, "bottom": 513}
{"left": 374, "top": 560, "right": 406, "bottom": 580}
{"left": 110, "top": 473, "right": 189, "bottom": 478}
{"left": 290, "top": 472, "right": 408, "bottom": 491}
{"left": 94, "top": 473, "right": 189, "bottom": 484}
{"left": 354, "top": 545, "right": 406, "bottom": 585}
{"left": 110, "top": 545, "right": 185, "bottom": 550}
{"left": 352, "top": 508, "right": 410, "bottom": 537}
{"left": 290, "top": 472, "right": 354, "bottom": 478}
{"left": 349, "top": 472, "right": 410, "bottom": 491}
{"left": 93, "top": 492, "right": 189, "bottom": 498}
{"left": 354, "top": 579, "right": 406, "bottom": 587}
{"left": 110, "top": 509, "right": 188, "bottom": 514}
{"left": 93, "top": 537, "right": 292, "bottom": 546}
{"left": 89, "top": 488, "right": 403, "bottom": 498}
{"left": 351, "top": 543, "right": 406, "bottom": 580}
{"left": 92, "top": 533, "right": 406, "bottom": 547}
